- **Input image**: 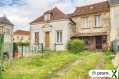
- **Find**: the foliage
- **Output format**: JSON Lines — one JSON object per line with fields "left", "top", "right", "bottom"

{"left": 103, "top": 52, "right": 114, "bottom": 69}
{"left": 67, "top": 39, "right": 85, "bottom": 54}
{"left": 15, "top": 42, "right": 30, "bottom": 46}
{"left": 13, "top": 43, "right": 18, "bottom": 57}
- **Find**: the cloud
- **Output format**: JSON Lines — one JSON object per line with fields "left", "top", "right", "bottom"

{"left": 0, "top": 0, "right": 107, "bottom": 30}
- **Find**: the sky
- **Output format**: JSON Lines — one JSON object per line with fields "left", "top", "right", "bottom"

{"left": 0, "top": 0, "right": 106, "bottom": 31}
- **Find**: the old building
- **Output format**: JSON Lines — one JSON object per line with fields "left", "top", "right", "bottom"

{"left": 0, "top": 16, "right": 14, "bottom": 58}
{"left": 71, "top": 1, "right": 110, "bottom": 50}
{"left": 109, "top": 0, "right": 119, "bottom": 51}
{"left": 30, "top": 7, "right": 74, "bottom": 51}
{"left": 109, "top": 0, "right": 119, "bottom": 41}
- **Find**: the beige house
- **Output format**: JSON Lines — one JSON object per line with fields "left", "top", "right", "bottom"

{"left": 30, "top": 7, "right": 74, "bottom": 51}
{"left": 71, "top": 1, "right": 111, "bottom": 50}
{"left": 14, "top": 30, "right": 30, "bottom": 43}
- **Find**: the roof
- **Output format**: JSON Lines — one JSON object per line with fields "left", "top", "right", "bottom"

{"left": 72, "top": 1, "right": 110, "bottom": 17}
{"left": 72, "top": 32, "right": 107, "bottom": 37}
{"left": 14, "top": 30, "right": 30, "bottom": 35}
{"left": 0, "top": 16, "right": 14, "bottom": 26}
{"left": 109, "top": 0, "right": 119, "bottom": 6}
{"left": 30, "top": 7, "right": 69, "bottom": 24}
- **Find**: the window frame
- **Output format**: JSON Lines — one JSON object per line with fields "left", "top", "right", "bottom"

{"left": 94, "top": 15, "right": 101, "bottom": 28}
{"left": 82, "top": 16, "right": 89, "bottom": 29}
{"left": 56, "top": 30, "right": 63, "bottom": 44}
{"left": 34, "top": 32, "right": 39, "bottom": 44}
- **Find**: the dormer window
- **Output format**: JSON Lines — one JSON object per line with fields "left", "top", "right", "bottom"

{"left": 44, "top": 14, "right": 50, "bottom": 22}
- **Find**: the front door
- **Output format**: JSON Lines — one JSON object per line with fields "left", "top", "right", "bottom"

{"left": 45, "top": 32, "right": 50, "bottom": 48}
{"left": 96, "top": 36, "right": 102, "bottom": 49}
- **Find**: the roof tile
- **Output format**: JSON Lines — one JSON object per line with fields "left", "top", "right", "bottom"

{"left": 72, "top": 1, "right": 110, "bottom": 16}
{"left": 14, "top": 30, "right": 30, "bottom": 35}
{"left": 30, "top": 7, "right": 68, "bottom": 24}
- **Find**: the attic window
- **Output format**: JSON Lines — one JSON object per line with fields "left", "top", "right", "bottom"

{"left": 44, "top": 14, "right": 50, "bottom": 21}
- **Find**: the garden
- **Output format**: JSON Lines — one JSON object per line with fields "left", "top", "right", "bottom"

{"left": 0, "top": 51, "right": 114, "bottom": 79}
{"left": 0, "top": 39, "right": 115, "bottom": 79}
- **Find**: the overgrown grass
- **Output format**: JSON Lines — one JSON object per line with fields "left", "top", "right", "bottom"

{"left": 103, "top": 52, "right": 114, "bottom": 69}
{"left": 52, "top": 52, "right": 102, "bottom": 79}
{"left": 2, "top": 52, "right": 79, "bottom": 79}
{"left": 1, "top": 51, "right": 114, "bottom": 79}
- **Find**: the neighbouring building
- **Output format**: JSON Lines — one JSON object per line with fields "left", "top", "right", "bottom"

{"left": 30, "top": 7, "right": 74, "bottom": 51}
{"left": 71, "top": 1, "right": 111, "bottom": 50}
{"left": 13, "top": 30, "right": 30, "bottom": 54}
{"left": 109, "top": 0, "right": 119, "bottom": 51}
{"left": 109, "top": 0, "right": 119, "bottom": 41}
{"left": 0, "top": 16, "right": 14, "bottom": 58}
{"left": 14, "top": 30, "right": 30, "bottom": 43}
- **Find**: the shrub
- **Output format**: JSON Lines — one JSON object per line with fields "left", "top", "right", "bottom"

{"left": 15, "top": 42, "right": 30, "bottom": 46}
{"left": 67, "top": 39, "right": 85, "bottom": 53}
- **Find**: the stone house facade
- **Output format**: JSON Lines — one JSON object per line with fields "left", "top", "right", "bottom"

{"left": 71, "top": 1, "right": 111, "bottom": 50}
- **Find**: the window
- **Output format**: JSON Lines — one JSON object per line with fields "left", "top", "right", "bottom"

{"left": 94, "top": 15, "right": 101, "bottom": 27}
{"left": 35, "top": 32, "right": 39, "bottom": 44}
{"left": 44, "top": 14, "right": 50, "bottom": 21}
{"left": 56, "top": 31, "right": 62, "bottom": 43}
{"left": 82, "top": 17, "right": 88, "bottom": 28}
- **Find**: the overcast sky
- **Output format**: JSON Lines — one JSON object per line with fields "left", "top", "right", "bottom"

{"left": 0, "top": 0, "right": 106, "bottom": 30}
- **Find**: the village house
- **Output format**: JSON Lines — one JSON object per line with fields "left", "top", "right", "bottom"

{"left": 30, "top": 7, "right": 74, "bottom": 51}
{"left": 71, "top": 1, "right": 111, "bottom": 50}
{"left": 14, "top": 30, "right": 30, "bottom": 43}
{"left": 0, "top": 16, "right": 14, "bottom": 58}
{"left": 30, "top": 1, "right": 113, "bottom": 51}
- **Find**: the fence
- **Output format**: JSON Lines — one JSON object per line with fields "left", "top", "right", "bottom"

{"left": 18, "top": 46, "right": 30, "bottom": 53}
{"left": 31, "top": 43, "right": 65, "bottom": 53}
{"left": 14, "top": 43, "right": 65, "bottom": 57}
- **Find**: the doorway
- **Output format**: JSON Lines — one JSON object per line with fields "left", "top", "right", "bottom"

{"left": 45, "top": 32, "right": 50, "bottom": 48}
{"left": 95, "top": 36, "right": 102, "bottom": 49}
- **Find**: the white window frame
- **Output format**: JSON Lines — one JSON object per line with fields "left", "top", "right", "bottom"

{"left": 56, "top": 30, "right": 62, "bottom": 44}
{"left": 82, "top": 16, "right": 89, "bottom": 28}
{"left": 94, "top": 15, "right": 101, "bottom": 27}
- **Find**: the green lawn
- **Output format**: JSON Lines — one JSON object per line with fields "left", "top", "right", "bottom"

{"left": 51, "top": 53, "right": 102, "bottom": 79}
{"left": 1, "top": 51, "right": 114, "bottom": 79}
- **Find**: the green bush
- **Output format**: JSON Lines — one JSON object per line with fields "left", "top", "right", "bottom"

{"left": 67, "top": 39, "right": 85, "bottom": 53}
{"left": 15, "top": 42, "right": 30, "bottom": 46}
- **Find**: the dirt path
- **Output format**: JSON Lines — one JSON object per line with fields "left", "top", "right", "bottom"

{"left": 44, "top": 53, "right": 105, "bottom": 79}
{"left": 43, "top": 59, "right": 81, "bottom": 79}
{"left": 86, "top": 57, "right": 105, "bottom": 79}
